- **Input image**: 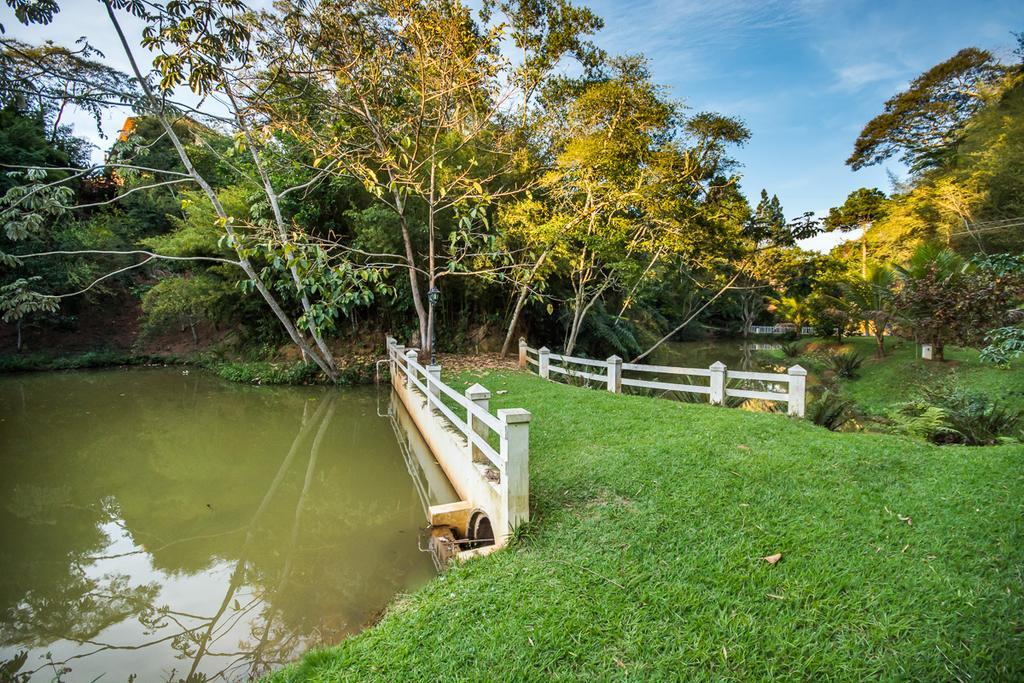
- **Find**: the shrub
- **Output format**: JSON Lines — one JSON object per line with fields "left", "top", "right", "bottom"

{"left": 827, "top": 350, "right": 864, "bottom": 379}
{"left": 891, "top": 401, "right": 955, "bottom": 442}
{"left": 892, "top": 389, "right": 1022, "bottom": 446}
{"left": 807, "top": 390, "right": 855, "bottom": 431}
{"left": 943, "top": 393, "right": 1022, "bottom": 446}
{"left": 780, "top": 341, "right": 802, "bottom": 358}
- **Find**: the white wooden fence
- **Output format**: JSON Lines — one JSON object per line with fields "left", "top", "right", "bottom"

{"left": 387, "top": 337, "right": 530, "bottom": 545}
{"left": 748, "top": 324, "right": 816, "bottom": 336}
{"left": 518, "top": 339, "right": 806, "bottom": 416}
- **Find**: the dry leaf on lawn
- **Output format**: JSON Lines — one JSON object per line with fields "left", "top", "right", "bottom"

{"left": 763, "top": 552, "right": 782, "bottom": 565}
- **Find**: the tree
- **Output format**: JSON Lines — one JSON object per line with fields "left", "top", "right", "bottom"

{"left": 840, "top": 265, "right": 896, "bottom": 357}
{"left": 1, "top": 1, "right": 396, "bottom": 380}
{"left": 263, "top": 0, "right": 602, "bottom": 357}
{"left": 139, "top": 273, "right": 232, "bottom": 347}
{"left": 848, "top": 48, "right": 1008, "bottom": 171}
{"left": 746, "top": 190, "right": 785, "bottom": 244}
{"left": 518, "top": 57, "right": 750, "bottom": 355}
{"left": 824, "top": 187, "right": 887, "bottom": 278}
{"left": 891, "top": 245, "right": 1024, "bottom": 360}
{"left": 769, "top": 295, "right": 811, "bottom": 335}
{"left": 807, "top": 292, "right": 851, "bottom": 342}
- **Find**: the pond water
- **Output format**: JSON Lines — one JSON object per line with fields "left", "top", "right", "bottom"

{"left": 0, "top": 368, "right": 441, "bottom": 682}
{"left": 651, "top": 339, "right": 794, "bottom": 373}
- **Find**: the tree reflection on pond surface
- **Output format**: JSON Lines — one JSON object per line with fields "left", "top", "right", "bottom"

{"left": 0, "top": 368, "right": 436, "bottom": 681}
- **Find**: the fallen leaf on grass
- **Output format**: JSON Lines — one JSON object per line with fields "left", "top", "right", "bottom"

{"left": 898, "top": 514, "right": 913, "bottom": 526}
{"left": 763, "top": 553, "right": 782, "bottom": 565}
{"left": 766, "top": 593, "right": 785, "bottom": 600}
{"left": 737, "top": 444, "right": 750, "bottom": 450}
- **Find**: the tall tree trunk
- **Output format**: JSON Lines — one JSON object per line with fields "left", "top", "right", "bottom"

{"left": 396, "top": 210, "right": 428, "bottom": 350}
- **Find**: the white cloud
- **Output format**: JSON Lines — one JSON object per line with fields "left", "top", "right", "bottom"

{"left": 831, "top": 62, "right": 904, "bottom": 92}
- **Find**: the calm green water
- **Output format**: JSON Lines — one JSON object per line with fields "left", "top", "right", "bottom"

{"left": 651, "top": 339, "right": 794, "bottom": 373}
{"left": 0, "top": 368, "right": 439, "bottom": 682}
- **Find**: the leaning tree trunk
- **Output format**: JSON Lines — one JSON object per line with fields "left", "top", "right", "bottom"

{"left": 500, "top": 249, "right": 549, "bottom": 357}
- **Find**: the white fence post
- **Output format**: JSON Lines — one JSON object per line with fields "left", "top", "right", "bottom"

{"left": 498, "top": 408, "right": 531, "bottom": 533}
{"left": 426, "top": 363, "right": 441, "bottom": 403}
{"left": 404, "top": 349, "right": 418, "bottom": 390}
{"left": 709, "top": 361, "right": 726, "bottom": 405}
{"left": 518, "top": 338, "right": 528, "bottom": 369}
{"left": 787, "top": 364, "right": 807, "bottom": 416}
{"left": 606, "top": 355, "right": 622, "bottom": 393}
{"left": 465, "top": 383, "right": 491, "bottom": 464}
{"left": 538, "top": 346, "right": 550, "bottom": 379}
{"left": 392, "top": 343, "right": 405, "bottom": 380}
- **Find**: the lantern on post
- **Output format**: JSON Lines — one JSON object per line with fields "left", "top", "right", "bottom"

{"left": 427, "top": 285, "right": 441, "bottom": 365}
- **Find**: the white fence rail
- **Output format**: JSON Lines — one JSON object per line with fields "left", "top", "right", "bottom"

{"left": 387, "top": 337, "right": 530, "bottom": 543}
{"left": 519, "top": 338, "right": 806, "bottom": 416}
{"left": 747, "top": 324, "right": 815, "bottom": 336}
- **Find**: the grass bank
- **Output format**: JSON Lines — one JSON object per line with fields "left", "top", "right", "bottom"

{"left": 0, "top": 350, "right": 377, "bottom": 386}
{"left": 824, "top": 337, "right": 1023, "bottom": 415}
{"left": 270, "top": 370, "right": 1023, "bottom": 681}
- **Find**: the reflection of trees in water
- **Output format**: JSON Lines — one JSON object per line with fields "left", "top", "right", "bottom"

{"left": 0, "top": 374, "right": 427, "bottom": 682}
{"left": 2, "top": 394, "right": 338, "bottom": 682}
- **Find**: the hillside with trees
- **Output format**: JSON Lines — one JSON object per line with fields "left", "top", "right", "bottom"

{"left": 0, "top": 2, "right": 1020, "bottom": 381}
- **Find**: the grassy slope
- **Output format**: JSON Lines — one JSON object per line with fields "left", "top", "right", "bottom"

{"left": 270, "top": 370, "right": 1024, "bottom": 681}
{"left": 790, "top": 337, "right": 1024, "bottom": 416}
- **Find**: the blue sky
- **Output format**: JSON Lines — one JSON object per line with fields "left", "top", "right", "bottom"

{"left": 584, "top": 0, "right": 1022, "bottom": 250}
{"left": 2, "top": 0, "right": 1021, "bottom": 251}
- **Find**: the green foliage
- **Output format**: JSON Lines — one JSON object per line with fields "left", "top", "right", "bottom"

{"left": 891, "top": 244, "right": 1024, "bottom": 356}
{"left": 941, "top": 393, "right": 1022, "bottom": 446}
{"left": 824, "top": 188, "right": 888, "bottom": 232}
{"left": 199, "top": 358, "right": 375, "bottom": 386}
{"left": 779, "top": 341, "right": 802, "bottom": 358}
{"left": 769, "top": 295, "right": 811, "bottom": 331}
{"left": 806, "top": 390, "right": 854, "bottom": 431}
{"left": 827, "top": 350, "right": 864, "bottom": 379}
{"left": 981, "top": 325, "right": 1024, "bottom": 365}
{"left": 139, "top": 273, "right": 234, "bottom": 343}
{"left": 143, "top": 187, "right": 249, "bottom": 257}
{"left": 855, "top": 79, "right": 1024, "bottom": 262}
{"left": 891, "top": 402, "right": 954, "bottom": 442}
{"left": 0, "top": 277, "right": 58, "bottom": 322}
{"left": 0, "top": 349, "right": 158, "bottom": 372}
{"left": 806, "top": 291, "right": 851, "bottom": 342}
{"left": 201, "top": 360, "right": 321, "bottom": 385}
{"left": 893, "top": 388, "right": 1022, "bottom": 446}
{"left": 839, "top": 265, "right": 896, "bottom": 355}
{"left": 848, "top": 47, "right": 1008, "bottom": 171}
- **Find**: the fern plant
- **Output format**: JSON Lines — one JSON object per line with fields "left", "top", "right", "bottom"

{"left": 891, "top": 402, "right": 954, "bottom": 441}
{"left": 807, "top": 390, "right": 854, "bottom": 431}
{"left": 780, "top": 341, "right": 802, "bottom": 358}
{"left": 827, "top": 350, "right": 864, "bottom": 379}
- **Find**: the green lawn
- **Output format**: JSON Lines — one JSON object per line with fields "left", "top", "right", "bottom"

{"left": 764, "top": 336, "right": 1024, "bottom": 417}
{"left": 835, "top": 337, "right": 1024, "bottom": 415}
{"left": 269, "top": 371, "right": 1024, "bottom": 681}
